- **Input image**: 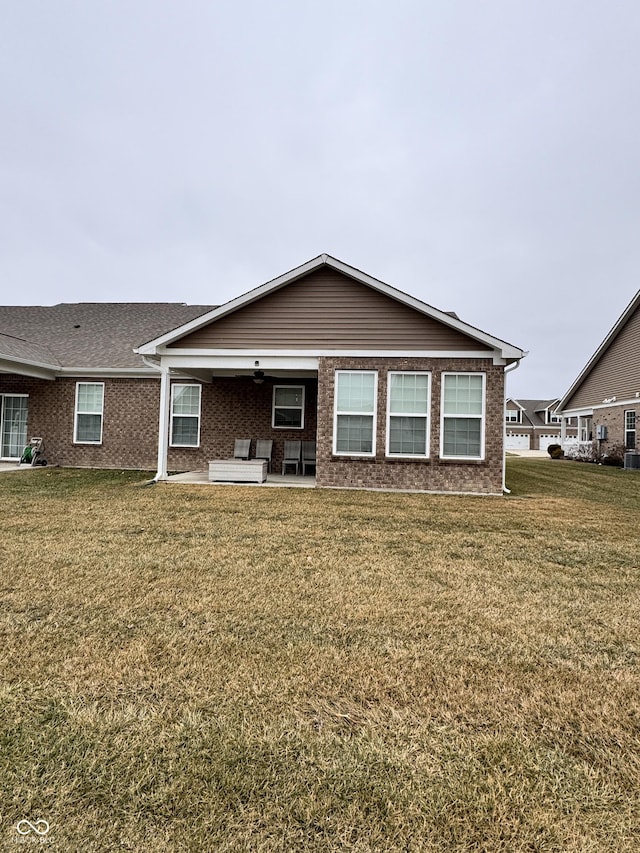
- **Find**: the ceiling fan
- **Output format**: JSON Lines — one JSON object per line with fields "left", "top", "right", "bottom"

{"left": 230, "top": 369, "right": 277, "bottom": 384}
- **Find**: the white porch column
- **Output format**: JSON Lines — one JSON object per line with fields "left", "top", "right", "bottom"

{"left": 560, "top": 416, "right": 567, "bottom": 445}
{"left": 156, "top": 364, "right": 171, "bottom": 481}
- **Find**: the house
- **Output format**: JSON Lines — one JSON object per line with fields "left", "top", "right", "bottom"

{"left": 504, "top": 398, "right": 578, "bottom": 451}
{"left": 1, "top": 254, "right": 525, "bottom": 494}
{"left": 557, "top": 288, "right": 640, "bottom": 457}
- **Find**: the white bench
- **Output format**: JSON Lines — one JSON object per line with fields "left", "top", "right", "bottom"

{"left": 208, "top": 459, "right": 268, "bottom": 483}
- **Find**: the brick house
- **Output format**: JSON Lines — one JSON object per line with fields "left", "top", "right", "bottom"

{"left": 557, "top": 287, "right": 640, "bottom": 459}
{"left": 504, "top": 398, "right": 578, "bottom": 451}
{"left": 1, "top": 254, "right": 525, "bottom": 494}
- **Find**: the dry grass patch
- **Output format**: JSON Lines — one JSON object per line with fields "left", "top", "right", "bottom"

{"left": 0, "top": 462, "right": 639, "bottom": 851}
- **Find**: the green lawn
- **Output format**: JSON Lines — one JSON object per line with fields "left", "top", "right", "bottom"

{"left": 1, "top": 460, "right": 639, "bottom": 852}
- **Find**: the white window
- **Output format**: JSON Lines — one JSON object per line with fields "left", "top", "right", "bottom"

{"left": 546, "top": 410, "right": 561, "bottom": 424}
{"left": 625, "top": 410, "right": 636, "bottom": 449}
{"left": 441, "top": 373, "right": 485, "bottom": 460}
{"left": 334, "top": 370, "right": 377, "bottom": 456}
{"left": 505, "top": 408, "right": 521, "bottom": 423}
{"left": 386, "top": 372, "right": 430, "bottom": 457}
{"left": 74, "top": 382, "right": 104, "bottom": 444}
{"left": 170, "top": 384, "right": 201, "bottom": 447}
{"left": 272, "top": 386, "right": 305, "bottom": 429}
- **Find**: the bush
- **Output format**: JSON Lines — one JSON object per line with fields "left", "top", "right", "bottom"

{"left": 600, "top": 442, "right": 626, "bottom": 466}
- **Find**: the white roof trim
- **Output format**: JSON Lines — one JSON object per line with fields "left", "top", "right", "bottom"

{"left": 135, "top": 254, "right": 525, "bottom": 361}
{"left": 0, "top": 357, "right": 58, "bottom": 380}
{"left": 558, "top": 288, "right": 640, "bottom": 411}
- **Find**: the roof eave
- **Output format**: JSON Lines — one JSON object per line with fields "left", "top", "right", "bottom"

{"left": 135, "top": 254, "right": 527, "bottom": 358}
{"left": 558, "top": 288, "right": 640, "bottom": 411}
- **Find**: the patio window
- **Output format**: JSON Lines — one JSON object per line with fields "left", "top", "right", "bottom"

{"left": 625, "top": 410, "right": 636, "bottom": 449}
{"left": 272, "top": 386, "right": 305, "bottom": 429}
{"left": 170, "top": 384, "right": 201, "bottom": 447}
{"left": 386, "top": 372, "right": 430, "bottom": 457}
{"left": 334, "top": 370, "right": 377, "bottom": 456}
{"left": 440, "top": 373, "right": 485, "bottom": 460}
{"left": 74, "top": 382, "right": 104, "bottom": 444}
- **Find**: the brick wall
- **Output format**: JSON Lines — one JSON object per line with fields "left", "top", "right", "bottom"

{"left": 0, "top": 374, "right": 318, "bottom": 473}
{"left": 2, "top": 364, "right": 505, "bottom": 492}
{"left": 316, "top": 357, "right": 505, "bottom": 494}
{"left": 0, "top": 375, "right": 161, "bottom": 468}
{"left": 594, "top": 403, "right": 640, "bottom": 451}
{"left": 198, "top": 378, "right": 317, "bottom": 472}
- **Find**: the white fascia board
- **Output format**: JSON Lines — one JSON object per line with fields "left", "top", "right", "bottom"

{"left": 135, "top": 256, "right": 328, "bottom": 354}
{"left": 324, "top": 256, "right": 526, "bottom": 358}
{"left": 0, "top": 358, "right": 57, "bottom": 380}
{"left": 158, "top": 347, "right": 502, "bottom": 360}
{"left": 559, "top": 406, "right": 594, "bottom": 418}
{"left": 558, "top": 289, "right": 640, "bottom": 410}
{"left": 135, "top": 253, "right": 526, "bottom": 360}
{"left": 160, "top": 354, "right": 320, "bottom": 371}
{"left": 505, "top": 398, "right": 526, "bottom": 411}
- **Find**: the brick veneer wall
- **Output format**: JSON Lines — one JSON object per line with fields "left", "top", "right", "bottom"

{"left": 315, "top": 357, "right": 505, "bottom": 494}
{"left": 0, "top": 375, "right": 161, "bottom": 468}
{"left": 199, "top": 377, "right": 318, "bottom": 472}
{"left": 0, "top": 374, "right": 317, "bottom": 473}
{"left": 3, "top": 364, "right": 504, "bottom": 492}
{"left": 593, "top": 403, "right": 640, "bottom": 451}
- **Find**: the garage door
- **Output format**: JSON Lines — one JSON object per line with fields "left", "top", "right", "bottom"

{"left": 539, "top": 435, "right": 562, "bottom": 451}
{"left": 505, "top": 433, "right": 530, "bottom": 450}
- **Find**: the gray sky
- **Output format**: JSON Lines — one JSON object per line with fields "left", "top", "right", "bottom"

{"left": 2, "top": 1, "right": 639, "bottom": 399}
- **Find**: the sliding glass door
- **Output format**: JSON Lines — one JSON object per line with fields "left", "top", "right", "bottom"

{"left": 1, "top": 395, "right": 28, "bottom": 459}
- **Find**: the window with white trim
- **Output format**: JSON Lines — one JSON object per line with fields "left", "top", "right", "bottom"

{"left": 441, "top": 373, "right": 485, "bottom": 459}
{"left": 546, "top": 410, "right": 561, "bottom": 424}
{"left": 74, "top": 382, "right": 104, "bottom": 444}
{"left": 386, "top": 372, "right": 430, "bottom": 457}
{"left": 272, "top": 386, "right": 305, "bottom": 429}
{"left": 170, "top": 384, "right": 201, "bottom": 447}
{"left": 505, "top": 408, "right": 521, "bottom": 423}
{"left": 625, "top": 410, "right": 636, "bottom": 449}
{"left": 334, "top": 370, "right": 377, "bottom": 456}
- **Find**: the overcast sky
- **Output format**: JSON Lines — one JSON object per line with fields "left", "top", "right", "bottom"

{"left": 2, "top": 1, "right": 639, "bottom": 399}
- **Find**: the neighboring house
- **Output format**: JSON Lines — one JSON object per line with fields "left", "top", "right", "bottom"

{"left": 505, "top": 398, "right": 578, "bottom": 451}
{"left": 1, "top": 254, "right": 525, "bottom": 494}
{"left": 557, "top": 288, "right": 640, "bottom": 455}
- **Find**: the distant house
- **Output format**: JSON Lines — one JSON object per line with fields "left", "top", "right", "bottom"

{"left": 1, "top": 254, "right": 525, "bottom": 494}
{"left": 505, "top": 398, "right": 578, "bottom": 451}
{"left": 557, "top": 288, "right": 640, "bottom": 454}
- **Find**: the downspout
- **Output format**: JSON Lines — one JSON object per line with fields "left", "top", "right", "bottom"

{"left": 142, "top": 357, "right": 170, "bottom": 482}
{"left": 502, "top": 359, "right": 523, "bottom": 494}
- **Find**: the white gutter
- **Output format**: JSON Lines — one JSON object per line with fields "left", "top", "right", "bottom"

{"left": 503, "top": 359, "right": 525, "bottom": 494}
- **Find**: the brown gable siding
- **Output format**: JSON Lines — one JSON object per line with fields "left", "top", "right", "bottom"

{"left": 565, "top": 302, "right": 640, "bottom": 409}
{"left": 169, "top": 268, "right": 491, "bottom": 351}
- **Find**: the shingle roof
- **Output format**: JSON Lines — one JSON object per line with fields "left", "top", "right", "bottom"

{"left": 507, "top": 398, "right": 560, "bottom": 427}
{"left": 0, "top": 332, "right": 61, "bottom": 368}
{"left": 0, "top": 303, "right": 215, "bottom": 371}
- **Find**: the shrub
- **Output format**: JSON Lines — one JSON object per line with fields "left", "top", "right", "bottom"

{"left": 600, "top": 442, "right": 626, "bottom": 466}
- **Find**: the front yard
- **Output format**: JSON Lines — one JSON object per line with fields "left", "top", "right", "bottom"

{"left": 1, "top": 460, "right": 638, "bottom": 851}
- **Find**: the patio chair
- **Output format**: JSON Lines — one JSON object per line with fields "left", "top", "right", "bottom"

{"left": 301, "top": 440, "right": 316, "bottom": 476}
{"left": 281, "top": 440, "right": 301, "bottom": 475}
{"left": 233, "top": 439, "right": 251, "bottom": 460}
{"left": 254, "top": 439, "right": 273, "bottom": 472}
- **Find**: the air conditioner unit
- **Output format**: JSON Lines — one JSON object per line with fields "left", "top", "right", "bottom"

{"left": 596, "top": 425, "right": 608, "bottom": 440}
{"left": 624, "top": 452, "right": 640, "bottom": 470}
